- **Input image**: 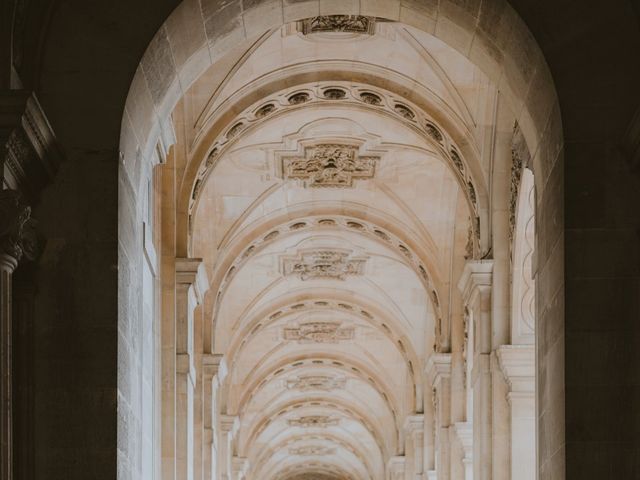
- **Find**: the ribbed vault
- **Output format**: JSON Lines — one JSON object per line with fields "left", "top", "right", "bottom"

{"left": 182, "top": 18, "right": 497, "bottom": 480}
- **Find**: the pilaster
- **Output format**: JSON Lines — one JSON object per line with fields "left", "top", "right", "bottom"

{"left": 426, "top": 353, "right": 452, "bottom": 480}
{"left": 387, "top": 455, "right": 406, "bottom": 480}
{"left": 175, "top": 258, "right": 209, "bottom": 480}
{"left": 496, "top": 345, "right": 535, "bottom": 480}
{"left": 0, "top": 189, "right": 35, "bottom": 480}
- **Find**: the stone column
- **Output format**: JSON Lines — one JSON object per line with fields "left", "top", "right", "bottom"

{"left": 0, "top": 190, "right": 35, "bottom": 480}
{"left": 175, "top": 258, "right": 208, "bottom": 480}
{"left": 387, "top": 456, "right": 405, "bottom": 480}
{"left": 452, "top": 423, "right": 473, "bottom": 480}
{"left": 426, "top": 353, "right": 451, "bottom": 480}
{"left": 496, "top": 345, "right": 535, "bottom": 480}
{"left": 404, "top": 415, "right": 425, "bottom": 480}
{"left": 458, "top": 260, "right": 493, "bottom": 480}
{"left": 218, "top": 415, "right": 239, "bottom": 480}
{"left": 202, "top": 354, "right": 226, "bottom": 480}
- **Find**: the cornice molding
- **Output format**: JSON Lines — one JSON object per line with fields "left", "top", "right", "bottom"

{"left": 1, "top": 91, "right": 60, "bottom": 199}
{"left": 457, "top": 260, "right": 493, "bottom": 303}
{"left": 175, "top": 257, "right": 209, "bottom": 304}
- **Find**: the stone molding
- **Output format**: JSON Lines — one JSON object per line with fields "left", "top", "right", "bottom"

{"left": 425, "top": 352, "right": 452, "bottom": 387}
{"left": 202, "top": 353, "right": 225, "bottom": 380}
{"left": 232, "top": 456, "right": 250, "bottom": 479}
{"left": 403, "top": 414, "right": 424, "bottom": 436}
{"left": 1, "top": 91, "right": 60, "bottom": 199}
{"left": 457, "top": 260, "right": 493, "bottom": 304}
{"left": 175, "top": 257, "right": 209, "bottom": 304}
{"left": 220, "top": 414, "right": 240, "bottom": 436}
{"left": 453, "top": 422, "right": 473, "bottom": 458}
{"left": 495, "top": 345, "right": 535, "bottom": 394}
{"left": 387, "top": 455, "right": 406, "bottom": 480}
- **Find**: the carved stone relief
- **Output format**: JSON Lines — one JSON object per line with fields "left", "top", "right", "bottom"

{"left": 288, "top": 415, "right": 340, "bottom": 428}
{"left": 281, "top": 249, "right": 366, "bottom": 280}
{"left": 283, "top": 321, "right": 354, "bottom": 343}
{"left": 286, "top": 375, "right": 347, "bottom": 391}
{"left": 0, "top": 189, "right": 37, "bottom": 261}
{"left": 289, "top": 445, "right": 336, "bottom": 456}
{"left": 298, "top": 15, "right": 376, "bottom": 35}
{"left": 282, "top": 144, "right": 378, "bottom": 188}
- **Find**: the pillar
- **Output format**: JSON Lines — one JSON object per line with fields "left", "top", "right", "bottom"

{"left": 404, "top": 415, "right": 425, "bottom": 480}
{"left": 426, "top": 353, "right": 452, "bottom": 480}
{"left": 202, "top": 354, "right": 226, "bottom": 480}
{"left": 458, "top": 260, "right": 493, "bottom": 480}
{"left": 452, "top": 423, "right": 472, "bottom": 480}
{"left": 175, "top": 258, "right": 208, "bottom": 480}
{"left": 496, "top": 345, "right": 535, "bottom": 480}
{"left": 218, "top": 415, "right": 239, "bottom": 480}
{"left": 0, "top": 189, "right": 35, "bottom": 480}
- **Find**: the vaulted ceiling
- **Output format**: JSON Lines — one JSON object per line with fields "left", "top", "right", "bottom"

{"left": 178, "top": 18, "right": 497, "bottom": 480}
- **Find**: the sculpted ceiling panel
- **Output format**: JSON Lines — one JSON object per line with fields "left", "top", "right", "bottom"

{"left": 281, "top": 249, "right": 367, "bottom": 281}
{"left": 288, "top": 415, "right": 341, "bottom": 428}
{"left": 283, "top": 321, "right": 355, "bottom": 344}
{"left": 286, "top": 375, "right": 347, "bottom": 391}
{"left": 282, "top": 144, "right": 379, "bottom": 188}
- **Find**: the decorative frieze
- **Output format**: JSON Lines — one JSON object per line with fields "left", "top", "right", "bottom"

{"left": 282, "top": 144, "right": 378, "bottom": 188}
{"left": 288, "top": 415, "right": 340, "bottom": 428}
{"left": 286, "top": 375, "right": 347, "bottom": 391}
{"left": 298, "top": 15, "right": 376, "bottom": 35}
{"left": 283, "top": 321, "right": 354, "bottom": 344}
{"left": 289, "top": 445, "right": 336, "bottom": 456}
{"left": 509, "top": 123, "right": 530, "bottom": 243}
{"left": 281, "top": 249, "right": 367, "bottom": 280}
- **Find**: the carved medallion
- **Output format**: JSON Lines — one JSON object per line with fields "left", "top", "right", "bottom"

{"left": 282, "top": 144, "right": 378, "bottom": 188}
{"left": 283, "top": 321, "right": 354, "bottom": 344}
{"left": 281, "top": 249, "right": 367, "bottom": 280}
{"left": 289, "top": 445, "right": 336, "bottom": 456}
{"left": 299, "top": 15, "right": 376, "bottom": 35}
{"left": 288, "top": 415, "right": 340, "bottom": 428}
{"left": 286, "top": 375, "right": 347, "bottom": 391}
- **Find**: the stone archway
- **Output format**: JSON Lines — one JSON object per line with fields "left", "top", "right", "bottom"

{"left": 117, "top": 5, "right": 562, "bottom": 480}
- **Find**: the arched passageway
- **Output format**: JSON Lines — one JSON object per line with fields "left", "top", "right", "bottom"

{"left": 121, "top": 10, "right": 550, "bottom": 480}
{"left": 1, "top": 1, "right": 639, "bottom": 480}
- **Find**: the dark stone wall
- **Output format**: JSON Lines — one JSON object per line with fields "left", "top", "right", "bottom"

{"left": 511, "top": 0, "right": 640, "bottom": 477}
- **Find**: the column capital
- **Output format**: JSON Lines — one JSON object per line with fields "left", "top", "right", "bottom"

{"left": 202, "top": 353, "right": 227, "bottom": 381}
{"left": 175, "top": 257, "right": 209, "bottom": 304}
{"left": 0, "top": 189, "right": 37, "bottom": 265}
{"left": 425, "top": 352, "right": 451, "bottom": 387}
{"left": 453, "top": 422, "right": 473, "bottom": 457}
{"left": 232, "top": 456, "right": 250, "bottom": 479}
{"left": 387, "top": 456, "right": 405, "bottom": 480}
{"left": 457, "top": 260, "right": 493, "bottom": 303}
{"left": 403, "top": 414, "right": 424, "bottom": 435}
{"left": 220, "top": 414, "right": 239, "bottom": 436}
{"left": 495, "top": 345, "right": 535, "bottom": 394}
